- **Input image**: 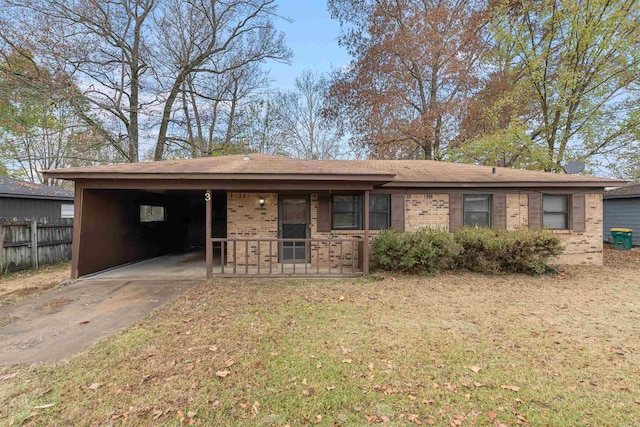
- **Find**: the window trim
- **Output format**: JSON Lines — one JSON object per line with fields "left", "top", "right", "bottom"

{"left": 542, "top": 194, "right": 570, "bottom": 230}
{"left": 463, "top": 194, "right": 492, "bottom": 228}
{"left": 139, "top": 205, "right": 166, "bottom": 223}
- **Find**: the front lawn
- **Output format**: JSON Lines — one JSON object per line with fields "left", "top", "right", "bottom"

{"left": 1, "top": 249, "right": 639, "bottom": 426}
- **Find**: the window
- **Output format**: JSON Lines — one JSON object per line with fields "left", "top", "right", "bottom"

{"left": 369, "top": 194, "right": 391, "bottom": 230}
{"left": 60, "top": 204, "right": 74, "bottom": 219}
{"left": 464, "top": 194, "right": 491, "bottom": 227}
{"left": 140, "top": 205, "right": 166, "bottom": 223}
{"left": 543, "top": 195, "right": 568, "bottom": 229}
{"left": 332, "top": 195, "right": 361, "bottom": 230}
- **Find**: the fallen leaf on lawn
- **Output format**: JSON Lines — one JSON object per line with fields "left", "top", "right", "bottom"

{"left": 380, "top": 415, "right": 391, "bottom": 422}
{"left": 252, "top": 401, "right": 260, "bottom": 414}
{"left": 501, "top": 385, "right": 520, "bottom": 392}
{"left": 465, "top": 365, "right": 481, "bottom": 374}
{"left": 302, "top": 378, "right": 307, "bottom": 385}
{"left": 446, "top": 383, "right": 457, "bottom": 392}
{"left": 315, "top": 414, "right": 323, "bottom": 424}
{"left": 342, "top": 358, "right": 353, "bottom": 364}
{"left": 187, "top": 410, "right": 197, "bottom": 418}
{"left": 33, "top": 403, "right": 55, "bottom": 409}
{"left": 408, "top": 413, "right": 419, "bottom": 422}
{"left": 326, "top": 385, "right": 336, "bottom": 391}
{"left": 432, "top": 383, "right": 440, "bottom": 389}
{"left": 341, "top": 347, "right": 351, "bottom": 355}
{"left": 515, "top": 398, "right": 524, "bottom": 403}
{"left": 152, "top": 409, "right": 164, "bottom": 420}
{"left": 224, "top": 359, "right": 234, "bottom": 367}
{"left": 1, "top": 372, "right": 19, "bottom": 381}
{"left": 474, "top": 382, "right": 484, "bottom": 388}
{"left": 368, "top": 362, "right": 374, "bottom": 370}
{"left": 215, "top": 370, "right": 230, "bottom": 378}
{"left": 89, "top": 382, "right": 103, "bottom": 390}
{"left": 487, "top": 411, "right": 497, "bottom": 421}
{"left": 339, "top": 295, "right": 345, "bottom": 301}
{"left": 209, "top": 345, "right": 219, "bottom": 352}
{"left": 465, "top": 393, "right": 471, "bottom": 400}
{"left": 316, "top": 362, "right": 322, "bottom": 369}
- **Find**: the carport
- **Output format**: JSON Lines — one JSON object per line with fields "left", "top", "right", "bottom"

{"left": 73, "top": 187, "right": 226, "bottom": 278}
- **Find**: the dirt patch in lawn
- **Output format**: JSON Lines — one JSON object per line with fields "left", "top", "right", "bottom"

{"left": 0, "top": 264, "right": 70, "bottom": 304}
{"left": 1, "top": 255, "right": 639, "bottom": 426}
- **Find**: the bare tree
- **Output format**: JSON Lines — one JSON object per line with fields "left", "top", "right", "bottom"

{"left": 152, "top": 0, "right": 291, "bottom": 160}
{"left": 1, "top": 0, "right": 291, "bottom": 162}
{"left": 273, "top": 70, "right": 345, "bottom": 159}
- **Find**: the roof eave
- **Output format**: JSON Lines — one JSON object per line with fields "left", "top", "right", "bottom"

{"left": 0, "top": 192, "right": 74, "bottom": 201}
{"left": 382, "top": 180, "right": 627, "bottom": 188}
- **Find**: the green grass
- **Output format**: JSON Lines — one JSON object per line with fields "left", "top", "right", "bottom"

{"left": 1, "top": 262, "right": 640, "bottom": 426}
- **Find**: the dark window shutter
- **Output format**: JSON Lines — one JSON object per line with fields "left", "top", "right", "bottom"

{"left": 493, "top": 194, "right": 507, "bottom": 229}
{"left": 317, "top": 193, "right": 331, "bottom": 232}
{"left": 390, "top": 194, "right": 405, "bottom": 231}
{"left": 528, "top": 193, "right": 542, "bottom": 230}
{"left": 572, "top": 194, "right": 586, "bottom": 231}
{"left": 449, "top": 194, "right": 463, "bottom": 232}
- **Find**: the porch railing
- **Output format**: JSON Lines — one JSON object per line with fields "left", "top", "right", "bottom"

{"left": 207, "top": 237, "right": 366, "bottom": 277}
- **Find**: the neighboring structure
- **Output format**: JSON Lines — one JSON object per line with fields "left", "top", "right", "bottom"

{"left": 0, "top": 176, "right": 75, "bottom": 272}
{"left": 44, "top": 154, "right": 626, "bottom": 279}
{"left": 603, "top": 183, "right": 640, "bottom": 246}
{"left": 0, "top": 176, "right": 74, "bottom": 218}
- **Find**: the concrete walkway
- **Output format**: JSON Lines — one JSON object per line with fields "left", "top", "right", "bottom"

{"left": 0, "top": 278, "right": 200, "bottom": 366}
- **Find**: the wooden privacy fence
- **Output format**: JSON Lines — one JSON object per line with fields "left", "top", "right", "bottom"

{"left": 0, "top": 218, "right": 73, "bottom": 273}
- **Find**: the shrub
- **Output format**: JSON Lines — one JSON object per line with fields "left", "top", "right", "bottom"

{"left": 371, "top": 228, "right": 462, "bottom": 275}
{"left": 453, "top": 227, "right": 564, "bottom": 275}
{"left": 371, "top": 227, "right": 564, "bottom": 276}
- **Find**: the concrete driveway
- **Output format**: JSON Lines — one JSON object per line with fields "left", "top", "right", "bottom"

{"left": 0, "top": 278, "right": 200, "bottom": 366}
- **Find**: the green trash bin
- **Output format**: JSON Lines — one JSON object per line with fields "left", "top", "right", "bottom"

{"left": 610, "top": 228, "right": 633, "bottom": 250}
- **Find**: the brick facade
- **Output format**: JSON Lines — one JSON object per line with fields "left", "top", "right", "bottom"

{"left": 226, "top": 190, "right": 604, "bottom": 269}
{"left": 404, "top": 194, "right": 450, "bottom": 231}
{"left": 551, "top": 193, "right": 603, "bottom": 266}
{"left": 227, "top": 192, "right": 278, "bottom": 267}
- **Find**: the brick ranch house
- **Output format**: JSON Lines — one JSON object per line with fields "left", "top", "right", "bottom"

{"left": 44, "top": 154, "right": 625, "bottom": 279}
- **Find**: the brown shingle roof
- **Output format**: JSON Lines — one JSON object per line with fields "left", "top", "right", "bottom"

{"left": 44, "top": 153, "right": 626, "bottom": 187}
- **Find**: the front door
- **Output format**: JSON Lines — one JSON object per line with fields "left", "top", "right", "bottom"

{"left": 279, "top": 196, "right": 310, "bottom": 263}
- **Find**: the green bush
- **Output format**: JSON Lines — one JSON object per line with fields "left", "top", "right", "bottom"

{"left": 453, "top": 227, "right": 564, "bottom": 275}
{"left": 371, "top": 227, "right": 564, "bottom": 276}
{"left": 371, "top": 228, "right": 462, "bottom": 274}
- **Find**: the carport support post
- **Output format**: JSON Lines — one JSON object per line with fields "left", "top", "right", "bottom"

{"left": 363, "top": 190, "right": 370, "bottom": 275}
{"left": 206, "top": 190, "right": 212, "bottom": 279}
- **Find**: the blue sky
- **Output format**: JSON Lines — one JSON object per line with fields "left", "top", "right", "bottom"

{"left": 269, "top": 0, "right": 351, "bottom": 90}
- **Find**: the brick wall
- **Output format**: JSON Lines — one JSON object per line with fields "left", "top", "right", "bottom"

{"left": 310, "top": 193, "right": 362, "bottom": 269}
{"left": 226, "top": 192, "right": 278, "bottom": 267}
{"left": 404, "top": 194, "right": 450, "bottom": 231}
{"left": 506, "top": 193, "right": 528, "bottom": 230}
{"left": 551, "top": 193, "right": 603, "bottom": 266}
{"left": 225, "top": 190, "right": 603, "bottom": 269}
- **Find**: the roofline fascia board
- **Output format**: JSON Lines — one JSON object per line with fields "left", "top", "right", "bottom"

{"left": 0, "top": 193, "right": 74, "bottom": 201}
{"left": 604, "top": 194, "right": 640, "bottom": 199}
{"left": 381, "top": 180, "right": 627, "bottom": 188}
